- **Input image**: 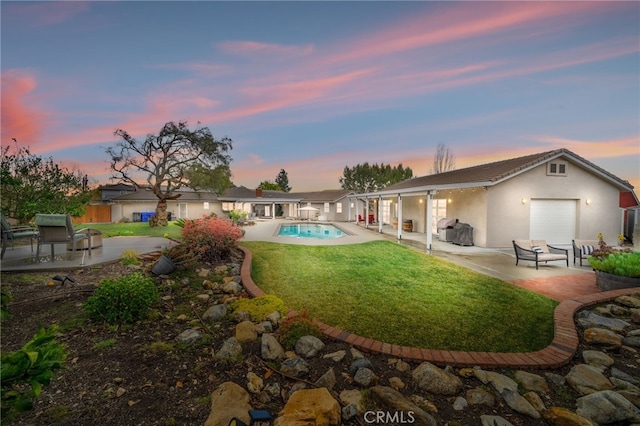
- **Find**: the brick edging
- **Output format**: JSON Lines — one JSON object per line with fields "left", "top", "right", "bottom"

{"left": 238, "top": 246, "right": 637, "bottom": 369}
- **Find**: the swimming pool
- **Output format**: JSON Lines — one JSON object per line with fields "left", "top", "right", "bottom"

{"left": 277, "top": 223, "right": 347, "bottom": 239}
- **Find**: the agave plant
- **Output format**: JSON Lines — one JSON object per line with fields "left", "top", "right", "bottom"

{"left": 164, "top": 244, "right": 197, "bottom": 270}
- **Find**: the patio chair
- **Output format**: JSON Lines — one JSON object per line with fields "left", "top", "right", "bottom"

{"left": 572, "top": 239, "right": 599, "bottom": 266}
{"left": 35, "top": 214, "right": 92, "bottom": 261}
{"left": 1, "top": 213, "right": 39, "bottom": 259}
{"left": 513, "top": 239, "right": 568, "bottom": 270}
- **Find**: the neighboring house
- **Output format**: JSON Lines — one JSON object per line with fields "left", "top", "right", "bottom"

{"left": 352, "top": 148, "right": 638, "bottom": 248}
{"left": 109, "top": 187, "right": 221, "bottom": 222}
{"left": 105, "top": 185, "right": 363, "bottom": 223}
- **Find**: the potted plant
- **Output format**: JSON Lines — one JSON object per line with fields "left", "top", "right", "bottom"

{"left": 588, "top": 234, "right": 639, "bottom": 291}
{"left": 151, "top": 244, "right": 197, "bottom": 275}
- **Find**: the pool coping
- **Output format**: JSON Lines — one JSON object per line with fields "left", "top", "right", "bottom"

{"left": 239, "top": 245, "right": 637, "bottom": 369}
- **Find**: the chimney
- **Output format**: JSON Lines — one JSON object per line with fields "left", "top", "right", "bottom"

{"left": 256, "top": 188, "right": 263, "bottom": 197}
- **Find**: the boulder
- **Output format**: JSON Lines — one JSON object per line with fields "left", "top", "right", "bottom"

{"left": 515, "top": 370, "right": 549, "bottom": 393}
{"left": 565, "top": 364, "right": 613, "bottom": 395}
{"left": 204, "top": 382, "right": 253, "bottom": 426}
{"left": 576, "top": 390, "right": 640, "bottom": 424}
{"left": 369, "top": 386, "right": 437, "bottom": 426}
{"left": 235, "top": 320, "right": 258, "bottom": 343}
{"left": 261, "top": 333, "right": 285, "bottom": 361}
{"left": 215, "top": 337, "right": 243, "bottom": 361}
{"left": 412, "top": 362, "right": 463, "bottom": 396}
{"left": 295, "top": 335, "right": 325, "bottom": 358}
{"left": 274, "top": 388, "right": 341, "bottom": 426}
{"left": 543, "top": 406, "right": 593, "bottom": 426}
{"left": 582, "top": 350, "right": 614, "bottom": 371}
{"left": 175, "top": 329, "right": 202, "bottom": 345}
{"left": 583, "top": 327, "right": 622, "bottom": 349}
{"left": 202, "top": 304, "right": 227, "bottom": 321}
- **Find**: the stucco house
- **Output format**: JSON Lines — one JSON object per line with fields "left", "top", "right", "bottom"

{"left": 352, "top": 148, "right": 637, "bottom": 249}
{"left": 106, "top": 185, "right": 362, "bottom": 223}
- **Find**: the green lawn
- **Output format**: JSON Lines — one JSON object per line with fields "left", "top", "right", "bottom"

{"left": 84, "top": 222, "right": 183, "bottom": 239}
{"left": 242, "top": 240, "right": 559, "bottom": 352}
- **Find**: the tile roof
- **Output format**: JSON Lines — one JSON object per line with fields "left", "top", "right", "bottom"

{"left": 291, "top": 189, "right": 353, "bottom": 202}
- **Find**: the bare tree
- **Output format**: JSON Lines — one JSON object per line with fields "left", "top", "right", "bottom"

{"left": 430, "top": 143, "right": 456, "bottom": 174}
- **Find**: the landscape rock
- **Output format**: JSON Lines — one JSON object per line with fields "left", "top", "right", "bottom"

{"left": 466, "top": 387, "right": 496, "bottom": 406}
{"left": 274, "top": 388, "right": 341, "bottom": 426}
{"left": 314, "top": 367, "right": 336, "bottom": 390}
{"left": 220, "top": 281, "right": 242, "bottom": 294}
{"left": 576, "top": 390, "right": 640, "bottom": 424}
{"left": 280, "top": 357, "right": 310, "bottom": 377}
{"left": 452, "top": 396, "right": 467, "bottom": 411}
{"left": 412, "top": 362, "right": 463, "bottom": 396}
{"left": 582, "top": 349, "right": 615, "bottom": 371}
{"left": 584, "top": 327, "right": 622, "bottom": 349}
{"left": 388, "top": 376, "right": 406, "bottom": 391}
{"left": 202, "top": 304, "right": 227, "bottom": 321}
{"left": 502, "top": 388, "right": 540, "bottom": 418}
{"left": 261, "top": 333, "right": 285, "bottom": 361}
{"left": 215, "top": 337, "right": 243, "bottom": 361}
{"left": 616, "top": 295, "right": 640, "bottom": 308}
{"left": 294, "top": 335, "right": 325, "bottom": 358}
{"left": 175, "top": 328, "right": 202, "bottom": 345}
{"left": 353, "top": 367, "right": 378, "bottom": 387}
{"left": 543, "top": 407, "right": 593, "bottom": 426}
{"left": 523, "top": 391, "right": 546, "bottom": 413}
{"left": 515, "top": 370, "right": 549, "bottom": 393}
{"left": 235, "top": 320, "right": 258, "bottom": 343}
{"left": 369, "top": 386, "right": 437, "bottom": 426}
{"left": 565, "top": 364, "right": 614, "bottom": 395}
{"left": 246, "top": 371, "right": 264, "bottom": 394}
{"left": 204, "top": 382, "right": 253, "bottom": 426}
{"left": 339, "top": 389, "right": 365, "bottom": 415}
{"left": 349, "top": 358, "right": 373, "bottom": 375}
{"left": 323, "top": 350, "right": 346, "bottom": 362}
{"left": 577, "top": 310, "right": 631, "bottom": 330}
{"left": 610, "top": 366, "right": 640, "bottom": 386}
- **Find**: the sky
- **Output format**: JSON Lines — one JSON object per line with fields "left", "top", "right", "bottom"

{"left": 2, "top": 1, "right": 639, "bottom": 193}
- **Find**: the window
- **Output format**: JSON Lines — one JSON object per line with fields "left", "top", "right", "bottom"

{"left": 324, "top": 202, "right": 330, "bottom": 213}
{"left": 222, "top": 202, "right": 234, "bottom": 211}
{"left": 203, "top": 202, "right": 210, "bottom": 210}
{"left": 336, "top": 202, "right": 343, "bottom": 213}
{"left": 547, "top": 161, "right": 567, "bottom": 176}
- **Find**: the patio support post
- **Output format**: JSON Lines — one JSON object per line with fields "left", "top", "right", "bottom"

{"left": 397, "top": 194, "right": 403, "bottom": 240}
{"left": 355, "top": 198, "right": 359, "bottom": 224}
{"left": 426, "top": 192, "right": 433, "bottom": 251}
{"left": 272, "top": 203, "right": 275, "bottom": 219}
{"left": 365, "top": 197, "right": 370, "bottom": 228}
{"left": 378, "top": 196, "right": 383, "bottom": 233}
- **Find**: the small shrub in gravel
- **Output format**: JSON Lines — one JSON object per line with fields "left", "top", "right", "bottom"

{"left": 278, "top": 310, "right": 321, "bottom": 350}
{"left": 83, "top": 272, "right": 158, "bottom": 324}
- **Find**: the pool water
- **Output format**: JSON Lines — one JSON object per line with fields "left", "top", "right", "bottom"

{"left": 277, "top": 223, "right": 346, "bottom": 239}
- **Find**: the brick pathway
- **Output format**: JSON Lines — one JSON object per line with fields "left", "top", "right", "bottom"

{"left": 239, "top": 246, "right": 636, "bottom": 369}
{"left": 509, "top": 273, "right": 599, "bottom": 302}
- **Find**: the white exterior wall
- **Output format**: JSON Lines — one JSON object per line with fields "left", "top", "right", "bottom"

{"left": 486, "top": 162, "right": 623, "bottom": 247}
{"left": 113, "top": 200, "right": 224, "bottom": 222}
{"left": 431, "top": 189, "right": 488, "bottom": 246}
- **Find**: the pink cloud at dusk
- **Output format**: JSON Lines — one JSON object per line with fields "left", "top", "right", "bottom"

{"left": 326, "top": 2, "right": 606, "bottom": 65}
{"left": 1, "top": 70, "right": 49, "bottom": 145}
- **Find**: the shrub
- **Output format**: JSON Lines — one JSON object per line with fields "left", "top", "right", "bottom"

{"left": 164, "top": 244, "right": 198, "bottom": 270}
{"left": 83, "top": 273, "right": 159, "bottom": 324}
{"left": 228, "top": 209, "right": 248, "bottom": 224}
{"left": 231, "top": 295, "right": 287, "bottom": 322}
{"left": 1, "top": 326, "right": 68, "bottom": 421}
{"left": 589, "top": 251, "right": 640, "bottom": 278}
{"left": 277, "top": 310, "right": 321, "bottom": 350}
{"left": 119, "top": 249, "right": 141, "bottom": 266}
{"left": 182, "top": 216, "right": 244, "bottom": 262}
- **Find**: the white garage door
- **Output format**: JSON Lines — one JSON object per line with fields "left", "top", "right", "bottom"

{"left": 530, "top": 199, "right": 576, "bottom": 245}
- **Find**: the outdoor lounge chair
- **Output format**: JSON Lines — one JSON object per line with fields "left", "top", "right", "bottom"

{"left": 572, "top": 239, "right": 599, "bottom": 266}
{"left": 512, "top": 239, "right": 569, "bottom": 270}
{"left": 1, "top": 213, "right": 39, "bottom": 259}
{"left": 35, "top": 214, "right": 92, "bottom": 261}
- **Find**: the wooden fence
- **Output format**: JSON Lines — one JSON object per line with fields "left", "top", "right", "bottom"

{"left": 72, "top": 205, "right": 111, "bottom": 224}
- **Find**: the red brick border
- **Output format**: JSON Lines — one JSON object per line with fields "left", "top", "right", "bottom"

{"left": 238, "top": 246, "right": 637, "bottom": 369}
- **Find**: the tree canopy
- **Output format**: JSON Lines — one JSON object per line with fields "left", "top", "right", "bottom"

{"left": 339, "top": 162, "right": 413, "bottom": 193}
{"left": 106, "top": 121, "right": 233, "bottom": 226}
{"left": 1, "top": 143, "right": 91, "bottom": 223}
{"left": 257, "top": 180, "right": 281, "bottom": 191}
{"left": 275, "top": 169, "right": 291, "bottom": 192}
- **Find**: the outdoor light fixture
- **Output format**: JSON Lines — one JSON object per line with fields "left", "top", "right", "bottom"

{"left": 586, "top": 198, "right": 591, "bottom": 206}
{"left": 447, "top": 198, "right": 452, "bottom": 204}
{"left": 419, "top": 199, "right": 423, "bottom": 204}
{"left": 521, "top": 198, "right": 527, "bottom": 205}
